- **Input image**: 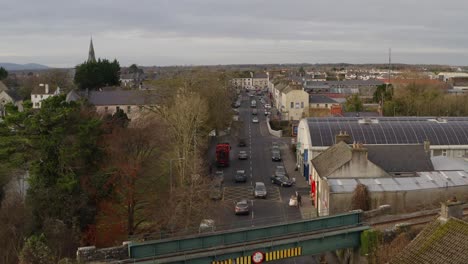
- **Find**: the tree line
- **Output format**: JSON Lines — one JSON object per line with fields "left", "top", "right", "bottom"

{"left": 0, "top": 69, "right": 235, "bottom": 263}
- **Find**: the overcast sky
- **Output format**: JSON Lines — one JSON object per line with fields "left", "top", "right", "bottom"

{"left": 1, "top": 0, "right": 468, "bottom": 67}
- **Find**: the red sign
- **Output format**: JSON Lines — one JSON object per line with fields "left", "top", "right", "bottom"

{"left": 252, "top": 251, "right": 264, "bottom": 263}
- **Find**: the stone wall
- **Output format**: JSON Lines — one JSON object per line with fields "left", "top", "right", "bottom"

{"left": 266, "top": 117, "right": 282, "bottom": 137}
{"left": 76, "top": 244, "right": 128, "bottom": 263}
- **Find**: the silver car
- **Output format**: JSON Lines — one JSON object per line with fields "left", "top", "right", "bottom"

{"left": 252, "top": 116, "right": 259, "bottom": 123}
{"left": 254, "top": 182, "right": 267, "bottom": 198}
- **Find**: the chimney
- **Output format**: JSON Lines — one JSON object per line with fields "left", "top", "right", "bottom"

{"left": 439, "top": 199, "right": 464, "bottom": 222}
{"left": 351, "top": 142, "right": 368, "bottom": 167}
{"left": 336, "top": 131, "right": 351, "bottom": 144}
{"left": 45, "top": 84, "right": 49, "bottom": 94}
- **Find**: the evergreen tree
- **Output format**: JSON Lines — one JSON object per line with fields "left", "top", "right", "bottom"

{"left": 74, "top": 59, "right": 121, "bottom": 89}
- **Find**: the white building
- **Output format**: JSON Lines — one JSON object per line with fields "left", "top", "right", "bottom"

{"left": 272, "top": 82, "right": 309, "bottom": 120}
{"left": 31, "top": 84, "right": 61, "bottom": 109}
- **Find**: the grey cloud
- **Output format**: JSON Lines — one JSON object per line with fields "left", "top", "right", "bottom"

{"left": 1, "top": 0, "right": 468, "bottom": 66}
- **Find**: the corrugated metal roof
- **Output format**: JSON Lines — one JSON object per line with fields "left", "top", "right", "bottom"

{"left": 328, "top": 171, "right": 468, "bottom": 193}
{"left": 306, "top": 117, "right": 468, "bottom": 146}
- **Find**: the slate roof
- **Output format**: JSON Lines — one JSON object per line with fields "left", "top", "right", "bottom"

{"left": 304, "top": 79, "right": 384, "bottom": 87}
{"left": 88, "top": 90, "right": 159, "bottom": 106}
{"left": 309, "top": 95, "right": 337, "bottom": 104}
{"left": 391, "top": 218, "right": 468, "bottom": 264}
{"left": 31, "top": 85, "right": 59, "bottom": 95}
{"left": 366, "top": 145, "right": 434, "bottom": 173}
{"left": 0, "top": 81, "right": 7, "bottom": 92}
{"left": 3, "top": 90, "right": 22, "bottom": 101}
{"left": 253, "top": 72, "right": 268, "bottom": 79}
{"left": 311, "top": 141, "right": 352, "bottom": 178}
{"left": 305, "top": 117, "right": 468, "bottom": 147}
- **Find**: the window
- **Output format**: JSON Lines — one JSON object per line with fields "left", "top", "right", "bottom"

{"left": 442, "top": 149, "right": 447, "bottom": 157}
{"left": 316, "top": 104, "right": 319, "bottom": 108}
{"left": 35, "top": 102, "right": 40, "bottom": 107}
{"left": 301, "top": 102, "right": 304, "bottom": 108}
{"left": 127, "top": 106, "right": 131, "bottom": 113}
{"left": 116, "top": 106, "right": 120, "bottom": 111}
{"left": 325, "top": 104, "right": 328, "bottom": 108}
{"left": 290, "top": 102, "right": 294, "bottom": 108}
{"left": 104, "top": 106, "right": 108, "bottom": 112}
{"left": 35, "top": 95, "right": 38, "bottom": 98}
{"left": 40, "top": 95, "right": 43, "bottom": 99}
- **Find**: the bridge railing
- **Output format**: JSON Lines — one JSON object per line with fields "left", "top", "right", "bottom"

{"left": 128, "top": 210, "right": 362, "bottom": 259}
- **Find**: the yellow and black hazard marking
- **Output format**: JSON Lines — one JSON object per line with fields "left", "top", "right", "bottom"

{"left": 212, "top": 256, "right": 251, "bottom": 264}
{"left": 265, "top": 246, "right": 302, "bottom": 261}
{"left": 235, "top": 256, "right": 251, "bottom": 264}
{"left": 212, "top": 259, "right": 233, "bottom": 264}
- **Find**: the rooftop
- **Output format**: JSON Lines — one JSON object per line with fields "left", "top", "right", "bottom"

{"left": 391, "top": 217, "right": 468, "bottom": 264}
{"left": 305, "top": 117, "right": 468, "bottom": 147}
{"left": 309, "top": 95, "right": 337, "bottom": 104}
{"left": 328, "top": 170, "right": 468, "bottom": 193}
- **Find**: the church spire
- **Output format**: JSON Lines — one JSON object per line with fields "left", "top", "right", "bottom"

{"left": 88, "top": 37, "right": 96, "bottom": 63}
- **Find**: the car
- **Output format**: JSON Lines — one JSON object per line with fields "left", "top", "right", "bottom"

{"left": 271, "top": 175, "right": 293, "bottom": 187}
{"left": 272, "top": 149, "right": 281, "bottom": 161}
{"left": 235, "top": 199, "right": 250, "bottom": 215}
{"left": 199, "top": 219, "right": 216, "bottom": 233}
{"left": 209, "top": 183, "right": 223, "bottom": 200}
{"left": 234, "top": 170, "right": 247, "bottom": 182}
{"left": 272, "top": 142, "right": 280, "bottom": 150}
{"left": 238, "top": 138, "right": 247, "bottom": 147}
{"left": 275, "top": 165, "right": 287, "bottom": 177}
{"left": 254, "top": 182, "right": 267, "bottom": 198}
{"left": 264, "top": 104, "right": 271, "bottom": 109}
{"left": 252, "top": 109, "right": 257, "bottom": 115}
{"left": 264, "top": 111, "right": 270, "bottom": 116}
{"left": 252, "top": 116, "right": 259, "bottom": 123}
{"left": 238, "top": 150, "right": 248, "bottom": 160}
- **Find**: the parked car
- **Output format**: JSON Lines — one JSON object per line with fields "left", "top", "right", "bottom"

{"left": 252, "top": 116, "right": 259, "bottom": 123}
{"left": 275, "top": 165, "right": 287, "bottom": 177}
{"left": 254, "top": 182, "right": 267, "bottom": 198}
{"left": 264, "top": 111, "right": 270, "bottom": 116}
{"left": 199, "top": 219, "right": 216, "bottom": 233}
{"left": 235, "top": 199, "right": 250, "bottom": 215}
{"left": 272, "top": 149, "right": 281, "bottom": 161}
{"left": 238, "top": 150, "right": 248, "bottom": 160}
{"left": 252, "top": 109, "right": 258, "bottom": 115}
{"left": 238, "top": 138, "right": 247, "bottom": 147}
{"left": 234, "top": 170, "right": 247, "bottom": 182}
{"left": 264, "top": 104, "right": 271, "bottom": 109}
{"left": 272, "top": 142, "right": 280, "bottom": 150}
{"left": 271, "top": 175, "right": 293, "bottom": 187}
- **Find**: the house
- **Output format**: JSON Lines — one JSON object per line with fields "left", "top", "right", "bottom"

{"left": 0, "top": 90, "right": 23, "bottom": 116}
{"left": 309, "top": 140, "right": 468, "bottom": 216}
{"left": 120, "top": 72, "right": 145, "bottom": 88}
{"left": 309, "top": 95, "right": 338, "bottom": 109}
{"left": 252, "top": 72, "right": 269, "bottom": 89}
{"left": 66, "top": 89, "right": 160, "bottom": 119}
{"left": 31, "top": 84, "right": 61, "bottom": 109}
{"left": 273, "top": 82, "right": 309, "bottom": 120}
{"left": 391, "top": 202, "right": 468, "bottom": 264}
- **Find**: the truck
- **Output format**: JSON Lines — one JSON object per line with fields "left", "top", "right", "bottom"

{"left": 215, "top": 143, "right": 231, "bottom": 167}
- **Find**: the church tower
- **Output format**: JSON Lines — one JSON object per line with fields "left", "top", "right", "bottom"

{"left": 88, "top": 37, "right": 96, "bottom": 63}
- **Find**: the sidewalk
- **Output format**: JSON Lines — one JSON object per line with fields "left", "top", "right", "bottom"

{"left": 281, "top": 140, "right": 317, "bottom": 219}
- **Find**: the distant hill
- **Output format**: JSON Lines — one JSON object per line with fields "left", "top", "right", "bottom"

{"left": 0, "top": 63, "right": 49, "bottom": 71}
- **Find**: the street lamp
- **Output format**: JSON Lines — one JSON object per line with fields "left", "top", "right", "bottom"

{"left": 169, "top": 157, "right": 185, "bottom": 194}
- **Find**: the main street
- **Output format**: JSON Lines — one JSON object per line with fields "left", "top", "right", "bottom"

{"left": 208, "top": 91, "right": 303, "bottom": 231}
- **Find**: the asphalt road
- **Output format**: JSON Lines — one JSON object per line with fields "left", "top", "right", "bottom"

{"left": 208, "top": 92, "right": 303, "bottom": 231}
